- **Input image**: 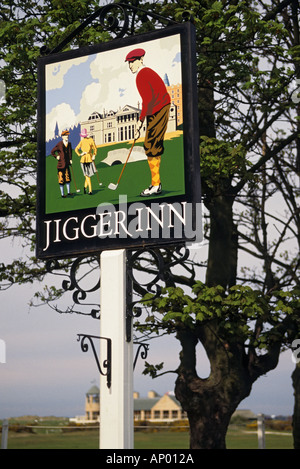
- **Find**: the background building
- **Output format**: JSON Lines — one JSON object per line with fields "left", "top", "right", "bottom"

{"left": 133, "top": 390, "right": 187, "bottom": 422}
{"left": 166, "top": 82, "right": 183, "bottom": 127}
{"left": 80, "top": 103, "right": 177, "bottom": 146}
{"left": 70, "top": 385, "right": 257, "bottom": 425}
{"left": 85, "top": 385, "right": 100, "bottom": 422}
{"left": 71, "top": 387, "right": 187, "bottom": 423}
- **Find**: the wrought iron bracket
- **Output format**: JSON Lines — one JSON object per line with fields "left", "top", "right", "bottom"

{"left": 77, "top": 333, "right": 111, "bottom": 388}
{"left": 126, "top": 251, "right": 139, "bottom": 342}
{"left": 47, "top": 245, "right": 190, "bottom": 347}
{"left": 125, "top": 245, "right": 190, "bottom": 342}
{"left": 40, "top": 2, "right": 183, "bottom": 56}
{"left": 46, "top": 256, "right": 100, "bottom": 319}
{"left": 133, "top": 342, "right": 149, "bottom": 370}
{"left": 77, "top": 334, "right": 149, "bottom": 380}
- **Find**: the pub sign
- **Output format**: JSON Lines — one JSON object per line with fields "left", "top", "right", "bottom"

{"left": 36, "top": 22, "right": 201, "bottom": 259}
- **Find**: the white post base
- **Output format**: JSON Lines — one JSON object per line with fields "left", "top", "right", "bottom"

{"left": 99, "top": 249, "right": 133, "bottom": 449}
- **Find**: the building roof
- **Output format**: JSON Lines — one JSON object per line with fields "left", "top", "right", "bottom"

{"left": 86, "top": 385, "right": 100, "bottom": 395}
{"left": 167, "top": 395, "right": 181, "bottom": 407}
{"left": 134, "top": 398, "right": 161, "bottom": 411}
{"left": 84, "top": 387, "right": 182, "bottom": 412}
{"left": 133, "top": 393, "right": 182, "bottom": 412}
{"left": 232, "top": 409, "right": 257, "bottom": 419}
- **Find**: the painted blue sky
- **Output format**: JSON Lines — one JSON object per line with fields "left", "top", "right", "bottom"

{"left": 45, "top": 34, "right": 182, "bottom": 141}
{"left": 46, "top": 54, "right": 96, "bottom": 116}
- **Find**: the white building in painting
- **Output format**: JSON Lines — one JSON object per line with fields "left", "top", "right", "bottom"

{"left": 80, "top": 103, "right": 177, "bottom": 146}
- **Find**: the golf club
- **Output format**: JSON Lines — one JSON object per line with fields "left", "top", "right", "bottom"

{"left": 70, "top": 165, "right": 80, "bottom": 192}
{"left": 93, "top": 161, "right": 103, "bottom": 186}
{"left": 108, "top": 139, "right": 136, "bottom": 190}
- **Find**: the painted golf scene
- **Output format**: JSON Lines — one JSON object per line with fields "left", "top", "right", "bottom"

{"left": 45, "top": 33, "right": 185, "bottom": 215}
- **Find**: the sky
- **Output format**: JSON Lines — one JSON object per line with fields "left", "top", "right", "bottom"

{"left": 44, "top": 33, "right": 182, "bottom": 141}
{"left": 0, "top": 236, "right": 296, "bottom": 420}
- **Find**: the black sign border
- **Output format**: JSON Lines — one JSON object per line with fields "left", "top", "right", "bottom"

{"left": 36, "top": 22, "right": 201, "bottom": 260}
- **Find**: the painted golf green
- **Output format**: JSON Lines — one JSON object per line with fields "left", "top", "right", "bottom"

{"left": 45, "top": 133, "right": 185, "bottom": 214}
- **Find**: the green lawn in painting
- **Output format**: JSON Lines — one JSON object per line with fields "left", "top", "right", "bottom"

{"left": 45, "top": 133, "right": 185, "bottom": 215}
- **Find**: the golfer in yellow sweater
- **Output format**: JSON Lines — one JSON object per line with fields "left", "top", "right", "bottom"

{"left": 75, "top": 128, "right": 98, "bottom": 194}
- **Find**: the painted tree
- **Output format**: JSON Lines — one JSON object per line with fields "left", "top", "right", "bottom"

{"left": 0, "top": 0, "right": 299, "bottom": 449}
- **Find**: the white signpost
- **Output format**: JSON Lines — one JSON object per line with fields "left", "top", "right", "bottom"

{"left": 99, "top": 249, "right": 134, "bottom": 449}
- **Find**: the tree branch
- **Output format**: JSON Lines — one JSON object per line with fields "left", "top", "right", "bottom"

{"left": 233, "top": 131, "right": 298, "bottom": 195}
{"left": 262, "top": 0, "right": 294, "bottom": 21}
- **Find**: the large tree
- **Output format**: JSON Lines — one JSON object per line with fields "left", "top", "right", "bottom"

{"left": 129, "top": 0, "right": 300, "bottom": 449}
{"left": 0, "top": 0, "right": 299, "bottom": 449}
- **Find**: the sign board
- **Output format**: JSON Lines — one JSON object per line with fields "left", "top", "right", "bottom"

{"left": 36, "top": 22, "right": 201, "bottom": 259}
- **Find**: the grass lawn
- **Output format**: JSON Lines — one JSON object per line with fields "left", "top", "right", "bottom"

{"left": 45, "top": 133, "right": 185, "bottom": 215}
{"left": 5, "top": 428, "right": 293, "bottom": 450}
{"left": 226, "top": 428, "right": 293, "bottom": 450}
{"left": 7, "top": 430, "right": 99, "bottom": 450}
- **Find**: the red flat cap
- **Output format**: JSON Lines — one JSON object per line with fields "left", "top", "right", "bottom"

{"left": 125, "top": 48, "right": 146, "bottom": 62}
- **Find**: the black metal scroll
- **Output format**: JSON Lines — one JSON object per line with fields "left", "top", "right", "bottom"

{"left": 133, "top": 342, "right": 149, "bottom": 370}
{"left": 46, "top": 256, "right": 100, "bottom": 319}
{"left": 77, "top": 334, "right": 112, "bottom": 388}
{"left": 46, "top": 246, "right": 191, "bottom": 372}
{"left": 40, "top": 2, "right": 179, "bottom": 56}
{"left": 76, "top": 335, "right": 148, "bottom": 385}
{"left": 125, "top": 245, "right": 190, "bottom": 341}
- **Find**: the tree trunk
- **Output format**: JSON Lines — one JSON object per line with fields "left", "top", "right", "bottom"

{"left": 174, "top": 178, "right": 243, "bottom": 448}
{"left": 175, "top": 327, "right": 253, "bottom": 449}
{"left": 187, "top": 406, "right": 230, "bottom": 449}
{"left": 206, "top": 190, "right": 235, "bottom": 288}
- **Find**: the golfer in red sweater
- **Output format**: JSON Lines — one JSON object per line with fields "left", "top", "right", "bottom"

{"left": 125, "top": 48, "right": 171, "bottom": 196}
